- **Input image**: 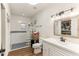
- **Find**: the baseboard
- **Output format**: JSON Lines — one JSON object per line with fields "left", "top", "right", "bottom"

{"left": 10, "top": 46, "right": 30, "bottom": 52}
{"left": 11, "top": 41, "right": 31, "bottom": 50}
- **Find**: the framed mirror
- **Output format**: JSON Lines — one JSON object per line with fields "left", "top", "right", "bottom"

{"left": 54, "top": 16, "right": 79, "bottom": 38}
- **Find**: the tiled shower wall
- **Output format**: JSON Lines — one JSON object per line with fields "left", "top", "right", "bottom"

{"left": 10, "top": 15, "right": 32, "bottom": 49}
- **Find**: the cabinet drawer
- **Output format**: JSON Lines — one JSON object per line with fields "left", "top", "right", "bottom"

{"left": 43, "top": 42, "right": 50, "bottom": 56}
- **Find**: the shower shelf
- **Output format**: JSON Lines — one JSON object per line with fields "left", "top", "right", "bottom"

{"left": 10, "top": 31, "right": 27, "bottom": 33}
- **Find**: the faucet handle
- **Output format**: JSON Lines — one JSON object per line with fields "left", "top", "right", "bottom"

{"left": 60, "top": 36, "right": 66, "bottom": 42}
{"left": 60, "top": 36, "right": 63, "bottom": 39}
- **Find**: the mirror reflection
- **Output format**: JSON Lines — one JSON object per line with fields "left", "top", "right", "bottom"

{"left": 54, "top": 16, "right": 79, "bottom": 37}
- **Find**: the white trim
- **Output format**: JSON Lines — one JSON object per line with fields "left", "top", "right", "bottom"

{"left": 10, "top": 46, "right": 30, "bottom": 52}
{"left": 0, "top": 3, "right": 1, "bottom": 52}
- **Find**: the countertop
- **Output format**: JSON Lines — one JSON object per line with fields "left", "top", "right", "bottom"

{"left": 42, "top": 37, "right": 79, "bottom": 55}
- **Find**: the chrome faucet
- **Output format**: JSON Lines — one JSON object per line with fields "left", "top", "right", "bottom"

{"left": 60, "top": 36, "right": 66, "bottom": 42}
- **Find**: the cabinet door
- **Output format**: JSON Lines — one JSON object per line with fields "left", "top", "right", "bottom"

{"left": 43, "top": 42, "right": 50, "bottom": 56}
{"left": 49, "top": 44, "right": 63, "bottom": 56}
{"left": 53, "top": 46, "right": 65, "bottom": 56}
{"left": 50, "top": 44, "right": 78, "bottom": 56}
{"left": 43, "top": 41, "right": 79, "bottom": 56}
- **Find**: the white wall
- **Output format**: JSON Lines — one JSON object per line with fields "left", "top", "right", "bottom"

{"left": 32, "top": 10, "right": 54, "bottom": 38}
{"left": 31, "top": 4, "right": 79, "bottom": 45}
{"left": 71, "top": 16, "right": 78, "bottom": 37}
{"left": 32, "top": 4, "right": 78, "bottom": 38}
{"left": 10, "top": 15, "right": 31, "bottom": 44}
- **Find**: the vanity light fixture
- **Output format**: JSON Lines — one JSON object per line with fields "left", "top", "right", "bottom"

{"left": 71, "top": 8, "right": 74, "bottom": 11}
{"left": 56, "top": 13, "right": 59, "bottom": 16}
{"left": 51, "top": 8, "right": 74, "bottom": 18}
{"left": 58, "top": 11, "right": 64, "bottom": 16}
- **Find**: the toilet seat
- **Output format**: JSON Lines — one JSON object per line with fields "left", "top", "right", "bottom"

{"left": 32, "top": 43, "right": 42, "bottom": 48}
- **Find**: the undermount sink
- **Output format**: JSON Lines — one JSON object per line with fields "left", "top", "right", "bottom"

{"left": 55, "top": 38, "right": 68, "bottom": 45}
{"left": 45, "top": 38, "right": 79, "bottom": 48}
{"left": 58, "top": 39, "right": 79, "bottom": 50}
{"left": 47, "top": 38, "right": 68, "bottom": 46}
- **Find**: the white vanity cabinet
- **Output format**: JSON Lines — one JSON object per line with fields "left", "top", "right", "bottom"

{"left": 43, "top": 42, "right": 50, "bottom": 56}
{"left": 43, "top": 41, "right": 78, "bottom": 56}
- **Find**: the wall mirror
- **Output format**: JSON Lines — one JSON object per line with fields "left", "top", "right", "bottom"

{"left": 54, "top": 16, "right": 79, "bottom": 38}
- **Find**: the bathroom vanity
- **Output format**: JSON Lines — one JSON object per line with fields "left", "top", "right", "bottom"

{"left": 42, "top": 15, "right": 79, "bottom": 56}
{"left": 42, "top": 38, "right": 79, "bottom": 56}
{"left": 42, "top": 11, "right": 79, "bottom": 56}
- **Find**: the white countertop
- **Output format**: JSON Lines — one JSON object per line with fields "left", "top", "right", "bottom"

{"left": 42, "top": 38, "right": 79, "bottom": 55}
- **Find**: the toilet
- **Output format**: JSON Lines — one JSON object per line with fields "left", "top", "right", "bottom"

{"left": 32, "top": 31, "right": 42, "bottom": 54}
{"left": 33, "top": 43, "right": 42, "bottom": 54}
{"left": 32, "top": 40, "right": 42, "bottom": 54}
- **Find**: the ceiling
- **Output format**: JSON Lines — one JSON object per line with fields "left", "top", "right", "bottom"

{"left": 9, "top": 3, "right": 79, "bottom": 18}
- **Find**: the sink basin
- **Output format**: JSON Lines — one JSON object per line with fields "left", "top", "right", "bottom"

{"left": 55, "top": 38, "right": 68, "bottom": 45}
{"left": 44, "top": 38, "right": 79, "bottom": 48}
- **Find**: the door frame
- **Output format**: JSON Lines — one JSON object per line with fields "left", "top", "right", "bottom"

{"left": 0, "top": 3, "right": 10, "bottom": 56}
{"left": 0, "top": 3, "right": 6, "bottom": 56}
